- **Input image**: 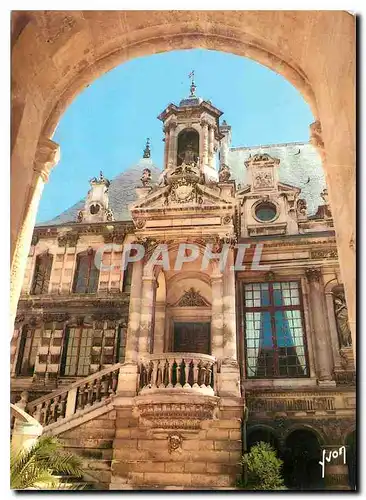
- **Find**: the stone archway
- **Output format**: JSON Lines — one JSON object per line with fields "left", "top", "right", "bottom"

{"left": 283, "top": 428, "right": 324, "bottom": 490}
{"left": 11, "top": 11, "right": 355, "bottom": 353}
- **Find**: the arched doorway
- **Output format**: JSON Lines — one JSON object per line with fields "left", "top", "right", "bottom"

{"left": 346, "top": 430, "right": 356, "bottom": 490}
{"left": 247, "top": 427, "right": 279, "bottom": 452}
{"left": 283, "top": 429, "right": 324, "bottom": 490}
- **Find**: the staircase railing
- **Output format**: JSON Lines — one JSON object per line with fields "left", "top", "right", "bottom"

{"left": 26, "top": 363, "right": 122, "bottom": 427}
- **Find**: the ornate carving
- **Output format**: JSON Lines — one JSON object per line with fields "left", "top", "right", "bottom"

{"left": 310, "top": 121, "right": 325, "bottom": 160}
{"left": 57, "top": 231, "right": 79, "bottom": 247}
{"left": 34, "top": 138, "right": 60, "bottom": 182}
{"left": 218, "top": 164, "right": 231, "bottom": 182}
{"left": 137, "top": 400, "right": 217, "bottom": 429}
{"left": 333, "top": 290, "right": 352, "bottom": 347}
{"left": 14, "top": 313, "right": 25, "bottom": 326}
{"left": 169, "top": 179, "right": 196, "bottom": 203}
{"left": 320, "top": 188, "right": 329, "bottom": 205}
{"left": 42, "top": 313, "right": 69, "bottom": 323}
{"left": 136, "top": 237, "right": 159, "bottom": 257}
{"left": 176, "top": 288, "right": 210, "bottom": 307}
{"left": 168, "top": 433, "right": 183, "bottom": 453}
{"left": 247, "top": 396, "right": 335, "bottom": 413}
{"left": 43, "top": 14, "right": 77, "bottom": 44}
{"left": 253, "top": 170, "right": 274, "bottom": 189}
{"left": 305, "top": 267, "right": 322, "bottom": 283}
{"left": 311, "top": 249, "right": 338, "bottom": 259}
{"left": 135, "top": 219, "right": 146, "bottom": 229}
{"left": 297, "top": 198, "right": 307, "bottom": 216}
{"left": 141, "top": 168, "right": 152, "bottom": 187}
{"left": 104, "top": 208, "right": 114, "bottom": 222}
{"left": 245, "top": 153, "right": 280, "bottom": 168}
{"left": 31, "top": 233, "right": 39, "bottom": 246}
{"left": 265, "top": 271, "right": 275, "bottom": 281}
{"left": 92, "top": 312, "right": 122, "bottom": 322}
{"left": 222, "top": 215, "right": 232, "bottom": 225}
{"left": 76, "top": 210, "right": 83, "bottom": 223}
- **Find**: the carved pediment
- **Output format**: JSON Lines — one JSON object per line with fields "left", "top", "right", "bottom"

{"left": 174, "top": 288, "right": 210, "bottom": 307}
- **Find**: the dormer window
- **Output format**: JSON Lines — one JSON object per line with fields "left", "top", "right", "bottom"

{"left": 254, "top": 201, "right": 277, "bottom": 222}
{"left": 90, "top": 203, "right": 101, "bottom": 215}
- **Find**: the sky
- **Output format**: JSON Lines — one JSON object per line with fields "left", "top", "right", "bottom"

{"left": 37, "top": 49, "right": 314, "bottom": 223}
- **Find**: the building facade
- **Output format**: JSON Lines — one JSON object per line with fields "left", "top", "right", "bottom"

{"left": 11, "top": 84, "right": 356, "bottom": 490}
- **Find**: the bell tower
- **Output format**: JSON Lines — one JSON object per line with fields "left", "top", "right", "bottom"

{"left": 157, "top": 72, "right": 224, "bottom": 184}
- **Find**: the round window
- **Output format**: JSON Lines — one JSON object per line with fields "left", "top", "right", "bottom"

{"left": 255, "top": 202, "right": 277, "bottom": 222}
{"left": 90, "top": 203, "right": 101, "bottom": 215}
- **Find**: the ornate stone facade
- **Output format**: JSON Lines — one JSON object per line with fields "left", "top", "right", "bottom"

{"left": 11, "top": 84, "right": 355, "bottom": 491}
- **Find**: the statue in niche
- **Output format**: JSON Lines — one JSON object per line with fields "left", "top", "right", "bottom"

{"left": 297, "top": 198, "right": 307, "bottom": 216}
{"left": 141, "top": 168, "right": 152, "bottom": 187}
{"left": 218, "top": 163, "right": 231, "bottom": 182}
{"left": 333, "top": 290, "right": 352, "bottom": 347}
{"left": 178, "top": 142, "right": 197, "bottom": 166}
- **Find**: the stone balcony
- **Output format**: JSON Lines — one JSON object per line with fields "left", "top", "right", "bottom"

{"left": 138, "top": 353, "right": 217, "bottom": 396}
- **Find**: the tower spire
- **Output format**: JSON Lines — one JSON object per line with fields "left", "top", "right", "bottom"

{"left": 188, "top": 70, "right": 196, "bottom": 97}
{"left": 143, "top": 137, "right": 151, "bottom": 158}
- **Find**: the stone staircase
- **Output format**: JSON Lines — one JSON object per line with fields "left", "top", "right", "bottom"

{"left": 16, "top": 356, "right": 243, "bottom": 490}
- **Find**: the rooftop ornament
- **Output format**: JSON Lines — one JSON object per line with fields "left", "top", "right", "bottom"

{"left": 143, "top": 138, "right": 151, "bottom": 159}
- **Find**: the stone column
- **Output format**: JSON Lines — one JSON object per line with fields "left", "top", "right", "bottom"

{"left": 305, "top": 268, "right": 335, "bottom": 385}
{"left": 222, "top": 248, "right": 237, "bottom": 361}
{"left": 153, "top": 302, "right": 166, "bottom": 354}
{"left": 201, "top": 120, "right": 209, "bottom": 166}
{"left": 163, "top": 125, "right": 169, "bottom": 169}
{"left": 325, "top": 291, "right": 342, "bottom": 369}
{"left": 208, "top": 125, "right": 215, "bottom": 168}
{"left": 117, "top": 259, "right": 143, "bottom": 395}
{"left": 167, "top": 122, "right": 177, "bottom": 168}
{"left": 124, "top": 259, "right": 143, "bottom": 363}
{"left": 10, "top": 138, "right": 60, "bottom": 332}
{"left": 138, "top": 273, "right": 156, "bottom": 356}
{"left": 211, "top": 273, "right": 224, "bottom": 360}
{"left": 301, "top": 277, "right": 317, "bottom": 379}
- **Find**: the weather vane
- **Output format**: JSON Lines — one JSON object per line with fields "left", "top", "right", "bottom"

{"left": 188, "top": 70, "right": 196, "bottom": 96}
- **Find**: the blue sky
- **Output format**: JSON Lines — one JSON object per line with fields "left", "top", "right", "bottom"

{"left": 37, "top": 49, "right": 314, "bottom": 223}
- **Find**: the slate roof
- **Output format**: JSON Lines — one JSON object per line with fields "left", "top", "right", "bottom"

{"left": 40, "top": 142, "right": 325, "bottom": 226}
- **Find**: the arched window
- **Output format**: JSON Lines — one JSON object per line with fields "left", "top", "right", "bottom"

{"left": 31, "top": 251, "right": 53, "bottom": 295}
{"left": 177, "top": 128, "right": 199, "bottom": 166}
{"left": 72, "top": 249, "right": 99, "bottom": 293}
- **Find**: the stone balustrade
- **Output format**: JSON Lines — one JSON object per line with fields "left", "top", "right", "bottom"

{"left": 138, "top": 353, "right": 217, "bottom": 395}
{"left": 26, "top": 363, "right": 122, "bottom": 427}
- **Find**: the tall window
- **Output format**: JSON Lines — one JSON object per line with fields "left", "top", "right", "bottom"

{"left": 16, "top": 326, "right": 42, "bottom": 376}
{"left": 242, "top": 281, "right": 308, "bottom": 378}
{"left": 31, "top": 252, "right": 53, "bottom": 295}
{"left": 73, "top": 250, "right": 99, "bottom": 293}
{"left": 122, "top": 262, "right": 133, "bottom": 293}
{"left": 60, "top": 327, "right": 93, "bottom": 376}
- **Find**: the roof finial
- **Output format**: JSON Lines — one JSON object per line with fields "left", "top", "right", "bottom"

{"left": 188, "top": 70, "right": 196, "bottom": 97}
{"left": 143, "top": 138, "right": 151, "bottom": 158}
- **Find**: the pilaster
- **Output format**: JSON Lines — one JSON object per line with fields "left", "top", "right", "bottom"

{"left": 305, "top": 268, "right": 335, "bottom": 385}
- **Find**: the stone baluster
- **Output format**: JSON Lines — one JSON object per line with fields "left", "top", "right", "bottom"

{"left": 11, "top": 138, "right": 60, "bottom": 329}
{"left": 305, "top": 268, "right": 335, "bottom": 385}
{"left": 65, "top": 387, "right": 77, "bottom": 417}
{"left": 42, "top": 400, "right": 51, "bottom": 426}
{"left": 86, "top": 382, "right": 94, "bottom": 406}
{"left": 184, "top": 360, "right": 190, "bottom": 387}
{"left": 192, "top": 359, "right": 199, "bottom": 387}
{"left": 95, "top": 378, "right": 102, "bottom": 402}
{"left": 168, "top": 360, "right": 174, "bottom": 388}
{"left": 60, "top": 392, "right": 67, "bottom": 419}
{"left": 33, "top": 403, "right": 43, "bottom": 423}
{"left": 111, "top": 369, "right": 119, "bottom": 394}
{"left": 77, "top": 385, "right": 85, "bottom": 410}
{"left": 151, "top": 360, "right": 158, "bottom": 388}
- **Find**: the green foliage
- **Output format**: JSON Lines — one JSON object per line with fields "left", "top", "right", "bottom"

{"left": 10, "top": 436, "right": 86, "bottom": 490}
{"left": 238, "top": 441, "right": 287, "bottom": 490}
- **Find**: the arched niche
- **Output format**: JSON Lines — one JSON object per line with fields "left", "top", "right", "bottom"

{"left": 177, "top": 128, "right": 199, "bottom": 166}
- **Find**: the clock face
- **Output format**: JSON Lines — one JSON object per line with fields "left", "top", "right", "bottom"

{"left": 90, "top": 203, "right": 101, "bottom": 215}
